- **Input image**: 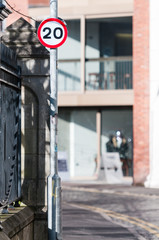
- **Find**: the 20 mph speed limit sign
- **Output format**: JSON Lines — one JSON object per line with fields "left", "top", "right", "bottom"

{"left": 37, "top": 18, "right": 67, "bottom": 48}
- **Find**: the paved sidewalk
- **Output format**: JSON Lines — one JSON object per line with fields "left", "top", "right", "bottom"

{"left": 62, "top": 181, "right": 159, "bottom": 240}
{"left": 62, "top": 181, "right": 140, "bottom": 240}
{"left": 62, "top": 202, "right": 136, "bottom": 240}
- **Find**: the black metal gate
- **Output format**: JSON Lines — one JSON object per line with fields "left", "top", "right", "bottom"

{"left": 0, "top": 44, "right": 21, "bottom": 208}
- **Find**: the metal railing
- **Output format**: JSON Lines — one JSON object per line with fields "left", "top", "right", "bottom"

{"left": 85, "top": 56, "right": 132, "bottom": 90}
{"left": 58, "top": 56, "right": 132, "bottom": 91}
{"left": 0, "top": 44, "right": 21, "bottom": 210}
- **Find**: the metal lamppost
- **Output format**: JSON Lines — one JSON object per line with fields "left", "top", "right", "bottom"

{"left": 47, "top": 0, "right": 62, "bottom": 239}
{"left": 37, "top": 1, "right": 67, "bottom": 238}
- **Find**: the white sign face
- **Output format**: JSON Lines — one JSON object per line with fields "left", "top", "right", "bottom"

{"left": 37, "top": 18, "right": 67, "bottom": 48}
{"left": 58, "top": 151, "right": 70, "bottom": 181}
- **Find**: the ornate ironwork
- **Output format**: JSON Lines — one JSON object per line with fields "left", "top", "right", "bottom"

{"left": 0, "top": 45, "right": 21, "bottom": 208}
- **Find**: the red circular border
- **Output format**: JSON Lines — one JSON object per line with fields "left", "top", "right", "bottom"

{"left": 37, "top": 18, "right": 68, "bottom": 48}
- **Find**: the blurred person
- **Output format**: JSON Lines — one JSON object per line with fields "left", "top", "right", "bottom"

{"left": 106, "top": 135, "right": 119, "bottom": 152}
{"left": 119, "top": 136, "right": 129, "bottom": 175}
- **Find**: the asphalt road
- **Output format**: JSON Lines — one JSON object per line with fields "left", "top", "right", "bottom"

{"left": 62, "top": 182, "right": 159, "bottom": 240}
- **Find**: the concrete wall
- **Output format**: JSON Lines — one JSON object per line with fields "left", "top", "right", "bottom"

{"left": 29, "top": 0, "right": 133, "bottom": 20}
{"left": 58, "top": 0, "right": 133, "bottom": 17}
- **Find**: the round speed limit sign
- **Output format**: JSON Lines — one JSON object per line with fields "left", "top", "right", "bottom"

{"left": 37, "top": 18, "right": 67, "bottom": 48}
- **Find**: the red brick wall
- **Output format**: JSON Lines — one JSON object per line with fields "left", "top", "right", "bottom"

{"left": 5, "top": 0, "right": 49, "bottom": 27}
{"left": 6, "top": 0, "right": 29, "bottom": 26}
{"left": 133, "top": 0, "right": 150, "bottom": 184}
{"left": 29, "top": 0, "right": 49, "bottom": 6}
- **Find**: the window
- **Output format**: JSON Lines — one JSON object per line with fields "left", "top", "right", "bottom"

{"left": 58, "top": 108, "right": 97, "bottom": 177}
{"left": 101, "top": 107, "right": 133, "bottom": 176}
{"left": 58, "top": 20, "right": 81, "bottom": 91}
{"left": 85, "top": 17, "right": 132, "bottom": 90}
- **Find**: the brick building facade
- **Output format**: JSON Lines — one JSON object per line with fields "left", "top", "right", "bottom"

{"left": 5, "top": 0, "right": 29, "bottom": 26}
{"left": 133, "top": 0, "right": 150, "bottom": 184}
{"left": 3, "top": 0, "right": 159, "bottom": 186}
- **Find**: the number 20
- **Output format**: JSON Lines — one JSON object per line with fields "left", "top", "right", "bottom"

{"left": 43, "top": 27, "right": 63, "bottom": 39}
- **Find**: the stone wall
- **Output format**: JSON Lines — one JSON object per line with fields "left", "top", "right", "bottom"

{"left": 1, "top": 18, "right": 50, "bottom": 239}
{"left": 1, "top": 207, "right": 34, "bottom": 240}
{"left": 2, "top": 17, "right": 50, "bottom": 209}
{"left": 0, "top": 206, "right": 47, "bottom": 240}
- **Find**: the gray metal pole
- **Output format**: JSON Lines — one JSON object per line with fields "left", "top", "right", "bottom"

{"left": 48, "top": 0, "right": 62, "bottom": 239}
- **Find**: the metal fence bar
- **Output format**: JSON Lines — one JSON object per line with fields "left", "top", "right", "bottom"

{"left": 0, "top": 78, "right": 21, "bottom": 91}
